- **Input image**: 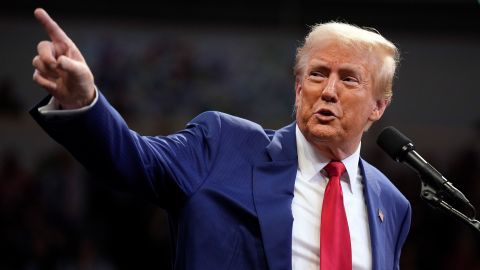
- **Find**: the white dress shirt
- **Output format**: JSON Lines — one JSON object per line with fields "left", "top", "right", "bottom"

{"left": 38, "top": 90, "right": 99, "bottom": 116}
{"left": 292, "top": 125, "right": 372, "bottom": 270}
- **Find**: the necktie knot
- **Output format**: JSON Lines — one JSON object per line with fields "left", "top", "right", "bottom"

{"left": 324, "top": 161, "right": 346, "bottom": 178}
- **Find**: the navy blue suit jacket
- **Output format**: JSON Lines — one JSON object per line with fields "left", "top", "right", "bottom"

{"left": 31, "top": 92, "right": 411, "bottom": 270}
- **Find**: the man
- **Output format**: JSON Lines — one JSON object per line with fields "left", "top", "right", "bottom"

{"left": 31, "top": 7, "right": 411, "bottom": 270}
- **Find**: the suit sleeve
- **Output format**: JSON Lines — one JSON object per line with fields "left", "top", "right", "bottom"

{"left": 30, "top": 91, "right": 222, "bottom": 209}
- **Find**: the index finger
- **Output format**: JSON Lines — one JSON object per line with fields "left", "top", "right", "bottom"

{"left": 34, "top": 8, "right": 70, "bottom": 43}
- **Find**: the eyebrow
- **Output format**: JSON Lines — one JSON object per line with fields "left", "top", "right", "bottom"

{"left": 308, "top": 59, "right": 367, "bottom": 76}
{"left": 309, "top": 59, "right": 364, "bottom": 72}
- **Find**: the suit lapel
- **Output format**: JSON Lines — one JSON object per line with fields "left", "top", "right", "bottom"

{"left": 253, "top": 125, "right": 387, "bottom": 270}
{"left": 253, "top": 123, "right": 297, "bottom": 270}
{"left": 360, "top": 159, "right": 386, "bottom": 270}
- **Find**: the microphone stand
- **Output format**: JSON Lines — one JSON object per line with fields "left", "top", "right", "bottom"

{"left": 420, "top": 180, "right": 480, "bottom": 234}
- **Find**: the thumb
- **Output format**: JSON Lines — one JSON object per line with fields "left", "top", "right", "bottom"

{"left": 57, "top": 55, "right": 82, "bottom": 74}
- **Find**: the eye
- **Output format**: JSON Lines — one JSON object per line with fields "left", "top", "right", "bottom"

{"left": 309, "top": 71, "right": 327, "bottom": 80}
{"left": 342, "top": 76, "right": 360, "bottom": 85}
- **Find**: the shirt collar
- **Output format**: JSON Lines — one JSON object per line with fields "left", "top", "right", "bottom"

{"left": 295, "top": 125, "right": 361, "bottom": 194}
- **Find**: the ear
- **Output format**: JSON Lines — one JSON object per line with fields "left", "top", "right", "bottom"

{"left": 368, "top": 98, "right": 389, "bottom": 122}
{"left": 294, "top": 78, "right": 302, "bottom": 106}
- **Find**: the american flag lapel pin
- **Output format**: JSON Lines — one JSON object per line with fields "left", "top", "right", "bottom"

{"left": 378, "top": 208, "right": 384, "bottom": 223}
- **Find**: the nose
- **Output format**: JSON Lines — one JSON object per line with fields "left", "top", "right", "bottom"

{"left": 321, "top": 76, "right": 339, "bottom": 103}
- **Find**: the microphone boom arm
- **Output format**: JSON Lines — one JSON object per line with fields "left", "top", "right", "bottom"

{"left": 420, "top": 179, "right": 480, "bottom": 234}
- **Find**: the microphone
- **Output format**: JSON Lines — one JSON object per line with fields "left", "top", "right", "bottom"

{"left": 376, "top": 126, "right": 471, "bottom": 208}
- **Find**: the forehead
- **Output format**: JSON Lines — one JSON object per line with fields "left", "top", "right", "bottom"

{"left": 307, "top": 41, "right": 376, "bottom": 74}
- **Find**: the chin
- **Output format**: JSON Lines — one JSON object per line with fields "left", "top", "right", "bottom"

{"left": 306, "top": 123, "right": 338, "bottom": 142}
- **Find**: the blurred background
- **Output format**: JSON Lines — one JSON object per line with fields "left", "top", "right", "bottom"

{"left": 1, "top": 0, "right": 480, "bottom": 269}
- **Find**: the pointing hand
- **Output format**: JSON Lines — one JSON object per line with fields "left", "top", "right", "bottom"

{"left": 32, "top": 8, "right": 95, "bottom": 109}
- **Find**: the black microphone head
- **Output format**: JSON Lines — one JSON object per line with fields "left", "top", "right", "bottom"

{"left": 377, "top": 126, "right": 414, "bottom": 162}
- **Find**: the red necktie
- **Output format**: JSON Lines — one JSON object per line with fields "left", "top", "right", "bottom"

{"left": 320, "top": 161, "right": 352, "bottom": 270}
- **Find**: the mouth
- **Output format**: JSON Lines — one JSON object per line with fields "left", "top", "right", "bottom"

{"left": 317, "top": 109, "right": 335, "bottom": 117}
{"left": 314, "top": 108, "right": 337, "bottom": 122}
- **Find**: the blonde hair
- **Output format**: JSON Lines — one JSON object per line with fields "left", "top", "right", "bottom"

{"left": 294, "top": 22, "right": 399, "bottom": 102}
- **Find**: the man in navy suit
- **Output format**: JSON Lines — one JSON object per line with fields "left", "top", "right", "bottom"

{"left": 31, "top": 7, "right": 410, "bottom": 270}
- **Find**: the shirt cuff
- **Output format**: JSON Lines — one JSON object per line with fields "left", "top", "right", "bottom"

{"left": 38, "top": 88, "right": 99, "bottom": 116}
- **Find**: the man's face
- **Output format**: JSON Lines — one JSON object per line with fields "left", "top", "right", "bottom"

{"left": 295, "top": 41, "right": 387, "bottom": 157}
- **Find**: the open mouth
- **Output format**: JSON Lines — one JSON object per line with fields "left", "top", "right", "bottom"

{"left": 314, "top": 108, "right": 337, "bottom": 122}
{"left": 317, "top": 109, "right": 335, "bottom": 117}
